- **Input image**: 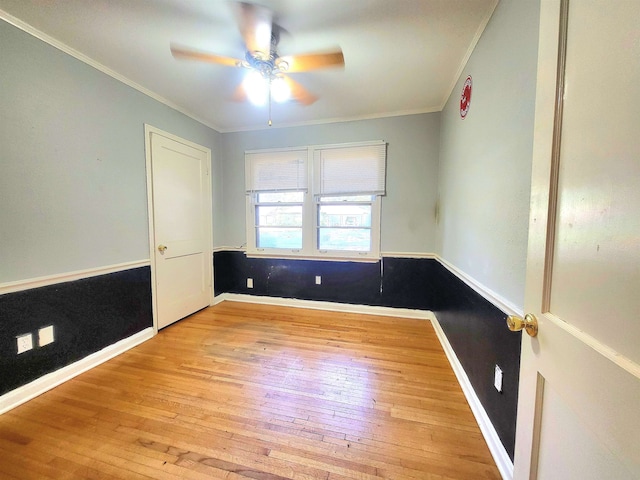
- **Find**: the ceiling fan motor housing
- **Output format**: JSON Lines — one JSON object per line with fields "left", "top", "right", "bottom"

{"left": 244, "top": 31, "right": 287, "bottom": 79}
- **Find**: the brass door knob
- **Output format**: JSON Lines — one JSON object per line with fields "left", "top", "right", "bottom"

{"left": 157, "top": 244, "right": 167, "bottom": 253}
{"left": 507, "top": 313, "right": 538, "bottom": 337}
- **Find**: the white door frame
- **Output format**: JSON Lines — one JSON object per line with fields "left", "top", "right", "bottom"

{"left": 144, "top": 124, "right": 214, "bottom": 334}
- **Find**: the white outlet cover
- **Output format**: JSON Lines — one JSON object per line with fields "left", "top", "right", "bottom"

{"left": 39, "top": 325, "right": 55, "bottom": 347}
{"left": 315, "top": 276, "right": 322, "bottom": 285}
{"left": 247, "top": 278, "right": 254, "bottom": 288}
{"left": 17, "top": 333, "right": 33, "bottom": 354}
{"left": 494, "top": 365, "right": 503, "bottom": 393}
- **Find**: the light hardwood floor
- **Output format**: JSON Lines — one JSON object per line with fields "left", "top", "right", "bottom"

{"left": 0, "top": 301, "right": 501, "bottom": 479}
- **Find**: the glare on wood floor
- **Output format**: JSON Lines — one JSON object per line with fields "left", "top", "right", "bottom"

{"left": 0, "top": 301, "right": 500, "bottom": 479}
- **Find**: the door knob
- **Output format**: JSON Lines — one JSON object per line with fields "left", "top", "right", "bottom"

{"left": 157, "top": 244, "right": 167, "bottom": 253}
{"left": 507, "top": 313, "right": 538, "bottom": 337}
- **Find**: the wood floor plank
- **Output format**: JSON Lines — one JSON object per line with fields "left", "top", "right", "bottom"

{"left": 0, "top": 302, "right": 500, "bottom": 479}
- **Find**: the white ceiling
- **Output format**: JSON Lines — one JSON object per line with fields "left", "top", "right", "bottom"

{"left": 0, "top": 0, "right": 497, "bottom": 132}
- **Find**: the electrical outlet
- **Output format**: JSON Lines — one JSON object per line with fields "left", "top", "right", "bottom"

{"left": 247, "top": 278, "right": 253, "bottom": 289}
{"left": 494, "top": 365, "right": 503, "bottom": 393}
{"left": 39, "top": 325, "right": 55, "bottom": 347}
{"left": 17, "top": 333, "right": 33, "bottom": 354}
{"left": 315, "top": 276, "right": 321, "bottom": 285}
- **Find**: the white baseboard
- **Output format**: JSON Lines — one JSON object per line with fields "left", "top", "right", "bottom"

{"left": 213, "top": 293, "right": 434, "bottom": 321}
{"left": 430, "top": 315, "right": 514, "bottom": 480}
{"left": 0, "top": 327, "right": 154, "bottom": 415}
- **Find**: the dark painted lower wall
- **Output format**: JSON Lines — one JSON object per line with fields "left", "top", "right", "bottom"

{"left": 214, "top": 250, "right": 521, "bottom": 460}
{"left": 0, "top": 266, "right": 153, "bottom": 396}
{"left": 433, "top": 269, "right": 522, "bottom": 461}
{"left": 213, "top": 251, "right": 446, "bottom": 309}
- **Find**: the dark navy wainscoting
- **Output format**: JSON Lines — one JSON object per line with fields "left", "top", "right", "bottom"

{"left": 433, "top": 269, "right": 522, "bottom": 461}
{"left": 0, "top": 266, "right": 153, "bottom": 396}
{"left": 214, "top": 251, "right": 381, "bottom": 305}
{"left": 214, "top": 250, "right": 521, "bottom": 460}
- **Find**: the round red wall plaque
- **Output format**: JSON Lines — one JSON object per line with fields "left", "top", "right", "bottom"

{"left": 460, "top": 76, "right": 472, "bottom": 119}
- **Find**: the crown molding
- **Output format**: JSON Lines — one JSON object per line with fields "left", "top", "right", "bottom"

{"left": 439, "top": 0, "right": 499, "bottom": 110}
{"left": 0, "top": 11, "right": 223, "bottom": 133}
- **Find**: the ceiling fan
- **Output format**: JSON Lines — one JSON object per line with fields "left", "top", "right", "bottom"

{"left": 170, "top": 1, "right": 345, "bottom": 121}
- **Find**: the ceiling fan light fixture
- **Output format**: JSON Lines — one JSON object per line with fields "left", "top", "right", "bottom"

{"left": 244, "top": 70, "right": 268, "bottom": 106}
{"left": 170, "top": 2, "right": 344, "bottom": 111}
{"left": 275, "top": 58, "right": 289, "bottom": 72}
{"left": 271, "top": 76, "right": 290, "bottom": 103}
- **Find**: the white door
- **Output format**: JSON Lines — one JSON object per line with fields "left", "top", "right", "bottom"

{"left": 146, "top": 126, "right": 212, "bottom": 330}
{"left": 513, "top": 1, "right": 640, "bottom": 478}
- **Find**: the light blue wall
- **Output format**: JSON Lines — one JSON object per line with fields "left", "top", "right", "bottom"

{"left": 0, "top": 19, "right": 223, "bottom": 283}
{"left": 218, "top": 114, "right": 441, "bottom": 253}
{"left": 2, "top": 0, "right": 539, "bottom": 302}
{"left": 436, "top": 0, "right": 540, "bottom": 309}
{"left": 0, "top": 17, "right": 440, "bottom": 284}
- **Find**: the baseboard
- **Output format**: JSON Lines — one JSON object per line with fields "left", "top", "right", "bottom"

{"left": 213, "top": 293, "right": 433, "bottom": 321}
{"left": 430, "top": 315, "right": 514, "bottom": 480}
{"left": 0, "top": 327, "right": 154, "bottom": 415}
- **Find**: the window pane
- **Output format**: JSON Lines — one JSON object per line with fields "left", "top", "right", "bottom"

{"left": 257, "top": 227, "right": 302, "bottom": 249}
{"left": 258, "top": 191, "right": 304, "bottom": 203}
{"left": 318, "top": 204, "right": 371, "bottom": 227}
{"left": 257, "top": 205, "right": 302, "bottom": 227}
{"left": 318, "top": 228, "right": 371, "bottom": 251}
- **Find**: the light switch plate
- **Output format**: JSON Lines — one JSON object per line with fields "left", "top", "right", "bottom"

{"left": 39, "top": 325, "right": 55, "bottom": 347}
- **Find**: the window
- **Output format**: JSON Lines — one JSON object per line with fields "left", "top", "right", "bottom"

{"left": 317, "top": 195, "right": 374, "bottom": 252}
{"left": 245, "top": 141, "right": 386, "bottom": 260}
{"left": 255, "top": 191, "right": 304, "bottom": 250}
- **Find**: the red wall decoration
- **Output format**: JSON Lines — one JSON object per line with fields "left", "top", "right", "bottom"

{"left": 460, "top": 75, "right": 472, "bottom": 119}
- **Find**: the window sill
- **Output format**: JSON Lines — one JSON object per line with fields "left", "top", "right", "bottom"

{"left": 245, "top": 251, "right": 381, "bottom": 263}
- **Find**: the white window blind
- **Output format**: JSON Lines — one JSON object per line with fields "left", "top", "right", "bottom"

{"left": 315, "top": 142, "right": 387, "bottom": 196}
{"left": 245, "top": 149, "right": 308, "bottom": 193}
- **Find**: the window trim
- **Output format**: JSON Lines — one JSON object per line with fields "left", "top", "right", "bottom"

{"left": 245, "top": 141, "right": 385, "bottom": 261}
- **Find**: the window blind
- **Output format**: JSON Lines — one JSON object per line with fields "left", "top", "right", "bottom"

{"left": 245, "top": 149, "right": 308, "bottom": 193}
{"left": 315, "top": 142, "right": 387, "bottom": 196}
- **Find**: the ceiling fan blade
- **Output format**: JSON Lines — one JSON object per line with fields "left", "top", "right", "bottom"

{"left": 231, "top": 83, "right": 248, "bottom": 103}
{"left": 283, "top": 75, "right": 318, "bottom": 106}
{"left": 235, "top": 2, "right": 273, "bottom": 58}
{"left": 278, "top": 49, "right": 344, "bottom": 73}
{"left": 170, "top": 44, "right": 242, "bottom": 67}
